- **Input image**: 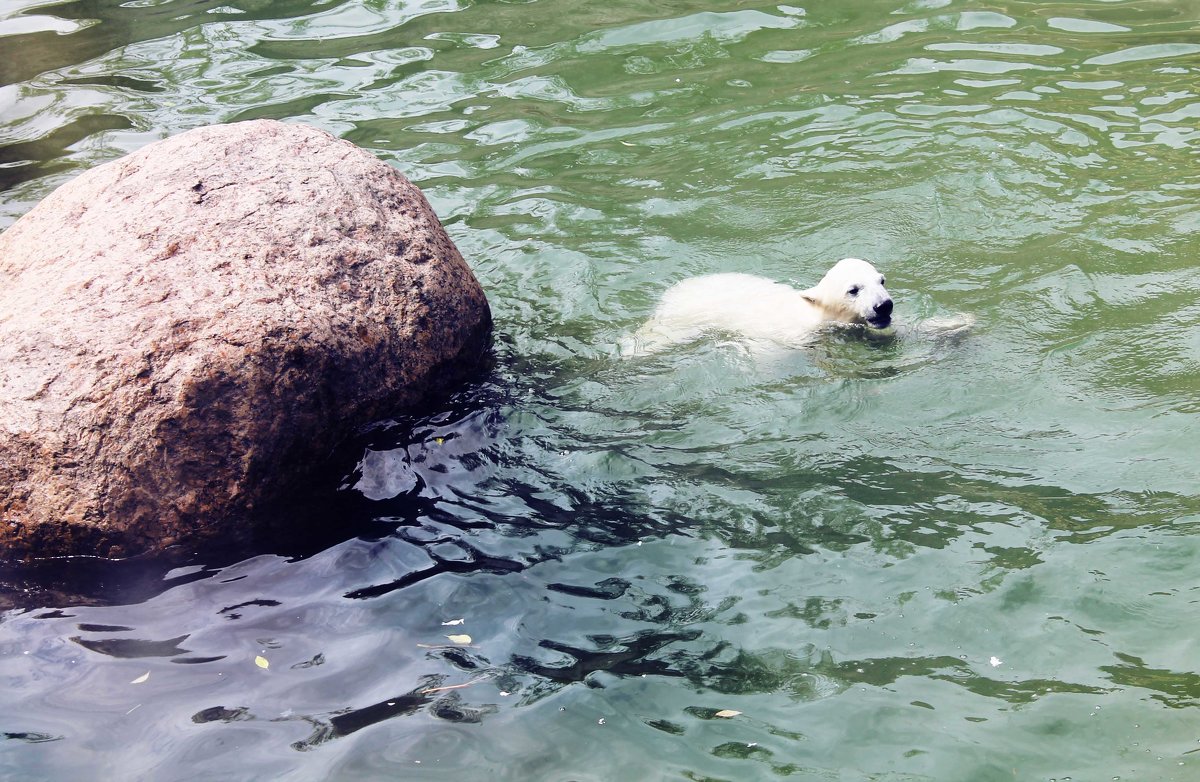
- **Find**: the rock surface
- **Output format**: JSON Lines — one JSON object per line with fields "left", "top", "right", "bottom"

{"left": 0, "top": 120, "right": 491, "bottom": 559}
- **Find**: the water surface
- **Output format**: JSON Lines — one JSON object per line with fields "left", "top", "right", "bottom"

{"left": 2, "top": 0, "right": 1200, "bottom": 779}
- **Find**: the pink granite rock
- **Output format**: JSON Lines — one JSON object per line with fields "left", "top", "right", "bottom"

{"left": 0, "top": 120, "right": 491, "bottom": 559}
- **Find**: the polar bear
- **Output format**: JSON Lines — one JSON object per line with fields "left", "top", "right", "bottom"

{"left": 627, "top": 258, "right": 894, "bottom": 354}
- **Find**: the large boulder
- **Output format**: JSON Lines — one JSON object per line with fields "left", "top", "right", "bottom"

{"left": 0, "top": 120, "right": 491, "bottom": 559}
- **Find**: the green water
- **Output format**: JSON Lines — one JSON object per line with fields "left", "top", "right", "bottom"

{"left": 3, "top": 0, "right": 1200, "bottom": 779}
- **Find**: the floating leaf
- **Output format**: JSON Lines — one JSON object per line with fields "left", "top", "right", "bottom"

{"left": 130, "top": 672, "right": 150, "bottom": 685}
{"left": 254, "top": 655, "right": 270, "bottom": 669}
{"left": 714, "top": 709, "right": 741, "bottom": 718}
{"left": 434, "top": 437, "right": 445, "bottom": 445}
{"left": 445, "top": 634, "right": 472, "bottom": 645}
{"left": 441, "top": 618, "right": 465, "bottom": 626}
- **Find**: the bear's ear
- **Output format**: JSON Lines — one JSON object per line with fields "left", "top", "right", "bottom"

{"left": 800, "top": 290, "right": 819, "bottom": 306}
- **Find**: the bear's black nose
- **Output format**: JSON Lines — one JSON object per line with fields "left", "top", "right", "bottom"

{"left": 875, "top": 299, "right": 893, "bottom": 317}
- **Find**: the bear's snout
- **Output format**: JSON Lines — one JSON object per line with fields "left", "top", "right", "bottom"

{"left": 868, "top": 298, "right": 893, "bottom": 328}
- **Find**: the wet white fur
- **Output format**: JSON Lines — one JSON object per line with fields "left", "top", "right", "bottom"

{"left": 629, "top": 258, "right": 892, "bottom": 353}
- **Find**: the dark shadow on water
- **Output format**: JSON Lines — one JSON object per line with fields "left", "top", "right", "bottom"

{"left": 0, "top": 550, "right": 221, "bottom": 612}
{"left": 187, "top": 675, "right": 499, "bottom": 752}
{"left": 70, "top": 632, "right": 191, "bottom": 658}
{"left": 3, "top": 731, "right": 63, "bottom": 744}
{"left": 512, "top": 629, "right": 702, "bottom": 683}
{"left": 0, "top": 495, "right": 413, "bottom": 611}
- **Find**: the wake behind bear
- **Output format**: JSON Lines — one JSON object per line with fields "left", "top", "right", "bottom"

{"left": 628, "top": 258, "right": 906, "bottom": 354}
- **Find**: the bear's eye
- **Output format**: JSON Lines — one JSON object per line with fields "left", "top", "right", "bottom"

{"left": 847, "top": 286, "right": 860, "bottom": 297}
{"left": 879, "top": 277, "right": 886, "bottom": 285}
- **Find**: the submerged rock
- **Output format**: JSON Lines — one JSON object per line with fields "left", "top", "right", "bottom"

{"left": 0, "top": 120, "right": 491, "bottom": 559}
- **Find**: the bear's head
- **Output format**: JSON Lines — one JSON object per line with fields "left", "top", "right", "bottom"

{"left": 802, "top": 258, "right": 893, "bottom": 329}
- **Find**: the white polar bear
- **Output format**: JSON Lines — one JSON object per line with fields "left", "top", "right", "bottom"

{"left": 628, "top": 258, "right": 894, "bottom": 354}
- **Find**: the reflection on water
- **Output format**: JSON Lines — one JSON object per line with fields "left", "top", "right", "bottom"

{"left": 3, "top": 0, "right": 1200, "bottom": 779}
